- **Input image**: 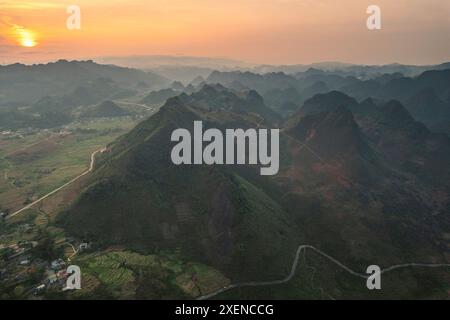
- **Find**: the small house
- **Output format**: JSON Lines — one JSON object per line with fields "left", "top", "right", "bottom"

{"left": 19, "top": 259, "right": 30, "bottom": 266}
{"left": 79, "top": 242, "right": 91, "bottom": 252}
{"left": 51, "top": 258, "right": 66, "bottom": 270}
{"left": 57, "top": 270, "right": 68, "bottom": 280}
{"left": 47, "top": 271, "right": 58, "bottom": 284}
{"left": 34, "top": 284, "right": 46, "bottom": 295}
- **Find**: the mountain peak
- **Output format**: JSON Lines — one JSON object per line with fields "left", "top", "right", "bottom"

{"left": 171, "top": 81, "right": 185, "bottom": 90}
{"left": 299, "top": 90, "right": 358, "bottom": 116}
{"left": 190, "top": 75, "right": 205, "bottom": 87}
{"left": 80, "top": 100, "right": 129, "bottom": 118}
{"left": 162, "top": 95, "right": 189, "bottom": 109}
{"left": 286, "top": 104, "right": 368, "bottom": 161}
{"left": 304, "top": 67, "right": 324, "bottom": 75}
{"left": 380, "top": 100, "right": 415, "bottom": 124}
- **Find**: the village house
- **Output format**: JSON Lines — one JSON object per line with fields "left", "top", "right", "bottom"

{"left": 51, "top": 258, "right": 66, "bottom": 270}
{"left": 57, "top": 269, "right": 68, "bottom": 280}
{"left": 19, "top": 259, "right": 30, "bottom": 266}
{"left": 33, "top": 284, "right": 46, "bottom": 295}
{"left": 79, "top": 242, "right": 91, "bottom": 252}
{"left": 46, "top": 270, "right": 58, "bottom": 284}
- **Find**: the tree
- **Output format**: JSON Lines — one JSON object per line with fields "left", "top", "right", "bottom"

{"left": 33, "top": 232, "right": 62, "bottom": 261}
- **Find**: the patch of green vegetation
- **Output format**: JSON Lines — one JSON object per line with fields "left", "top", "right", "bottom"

{"left": 69, "top": 250, "right": 229, "bottom": 299}
{"left": 0, "top": 117, "right": 141, "bottom": 214}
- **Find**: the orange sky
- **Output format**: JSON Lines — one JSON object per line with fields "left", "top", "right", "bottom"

{"left": 0, "top": 0, "right": 449, "bottom": 65}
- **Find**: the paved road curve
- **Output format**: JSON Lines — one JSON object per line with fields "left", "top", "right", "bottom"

{"left": 7, "top": 147, "right": 105, "bottom": 219}
{"left": 197, "top": 244, "right": 450, "bottom": 300}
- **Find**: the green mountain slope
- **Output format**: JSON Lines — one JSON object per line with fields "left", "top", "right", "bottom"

{"left": 58, "top": 87, "right": 450, "bottom": 298}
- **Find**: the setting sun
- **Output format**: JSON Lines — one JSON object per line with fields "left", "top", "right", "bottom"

{"left": 21, "top": 36, "right": 37, "bottom": 47}
{"left": 13, "top": 25, "right": 38, "bottom": 47}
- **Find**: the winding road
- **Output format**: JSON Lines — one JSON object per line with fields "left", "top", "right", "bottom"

{"left": 197, "top": 244, "right": 450, "bottom": 300}
{"left": 64, "top": 241, "right": 79, "bottom": 261}
{"left": 5, "top": 140, "right": 449, "bottom": 298}
{"left": 115, "top": 100, "right": 153, "bottom": 111}
{"left": 6, "top": 147, "right": 105, "bottom": 219}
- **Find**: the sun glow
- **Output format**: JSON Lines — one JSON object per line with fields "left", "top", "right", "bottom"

{"left": 13, "top": 25, "right": 38, "bottom": 47}
{"left": 21, "top": 37, "right": 36, "bottom": 47}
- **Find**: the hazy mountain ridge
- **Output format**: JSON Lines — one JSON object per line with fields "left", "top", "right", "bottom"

{"left": 205, "top": 68, "right": 450, "bottom": 135}
{"left": 0, "top": 60, "right": 169, "bottom": 106}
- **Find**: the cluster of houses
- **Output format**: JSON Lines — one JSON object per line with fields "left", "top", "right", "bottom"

{"left": 0, "top": 240, "right": 39, "bottom": 286}
{"left": 1, "top": 130, "right": 25, "bottom": 139}
{"left": 35, "top": 242, "right": 91, "bottom": 294}
{"left": 0, "top": 235, "right": 91, "bottom": 296}
{"left": 45, "top": 259, "right": 68, "bottom": 285}
{"left": 7, "top": 240, "right": 38, "bottom": 261}
{"left": 32, "top": 259, "right": 69, "bottom": 295}
{"left": 0, "top": 128, "right": 72, "bottom": 141}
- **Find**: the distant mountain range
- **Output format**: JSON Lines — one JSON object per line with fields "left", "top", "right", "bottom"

{"left": 1, "top": 60, "right": 449, "bottom": 137}
{"left": 255, "top": 62, "right": 450, "bottom": 77}
{"left": 94, "top": 55, "right": 450, "bottom": 83}
{"left": 0, "top": 60, "right": 169, "bottom": 106}
{"left": 206, "top": 68, "right": 450, "bottom": 135}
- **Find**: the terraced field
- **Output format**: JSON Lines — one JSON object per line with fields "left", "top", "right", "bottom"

{"left": 62, "top": 250, "right": 230, "bottom": 299}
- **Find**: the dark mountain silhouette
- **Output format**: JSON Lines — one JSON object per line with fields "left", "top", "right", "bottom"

{"left": 297, "top": 91, "right": 359, "bottom": 116}
{"left": 287, "top": 105, "right": 366, "bottom": 157}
